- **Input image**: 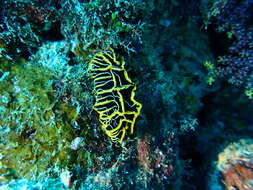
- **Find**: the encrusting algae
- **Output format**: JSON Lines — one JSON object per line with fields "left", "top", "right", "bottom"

{"left": 0, "top": 59, "right": 89, "bottom": 183}
{"left": 88, "top": 48, "right": 142, "bottom": 143}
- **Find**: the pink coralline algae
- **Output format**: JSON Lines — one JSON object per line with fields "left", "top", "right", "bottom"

{"left": 222, "top": 161, "right": 253, "bottom": 190}
{"left": 137, "top": 135, "right": 154, "bottom": 174}
{"left": 137, "top": 134, "right": 177, "bottom": 182}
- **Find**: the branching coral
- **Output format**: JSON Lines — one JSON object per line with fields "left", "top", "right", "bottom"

{"left": 0, "top": 0, "right": 60, "bottom": 58}
{"left": 30, "top": 41, "right": 93, "bottom": 117}
{"left": 0, "top": 0, "right": 145, "bottom": 59}
{"left": 60, "top": 0, "right": 145, "bottom": 52}
{"left": 206, "top": 0, "right": 253, "bottom": 94}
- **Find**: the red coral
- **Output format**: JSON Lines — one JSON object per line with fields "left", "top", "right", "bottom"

{"left": 137, "top": 135, "right": 154, "bottom": 174}
{"left": 222, "top": 161, "right": 253, "bottom": 190}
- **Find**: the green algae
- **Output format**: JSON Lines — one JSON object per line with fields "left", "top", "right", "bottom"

{"left": 0, "top": 59, "right": 89, "bottom": 183}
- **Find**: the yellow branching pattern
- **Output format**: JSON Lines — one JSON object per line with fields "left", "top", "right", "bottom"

{"left": 88, "top": 48, "right": 142, "bottom": 143}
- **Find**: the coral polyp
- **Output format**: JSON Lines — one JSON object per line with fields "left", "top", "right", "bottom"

{"left": 88, "top": 48, "right": 142, "bottom": 143}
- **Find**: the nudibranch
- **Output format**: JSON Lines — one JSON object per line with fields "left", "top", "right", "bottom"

{"left": 88, "top": 48, "right": 142, "bottom": 143}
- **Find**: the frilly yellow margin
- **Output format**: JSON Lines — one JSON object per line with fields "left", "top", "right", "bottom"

{"left": 88, "top": 48, "right": 142, "bottom": 143}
